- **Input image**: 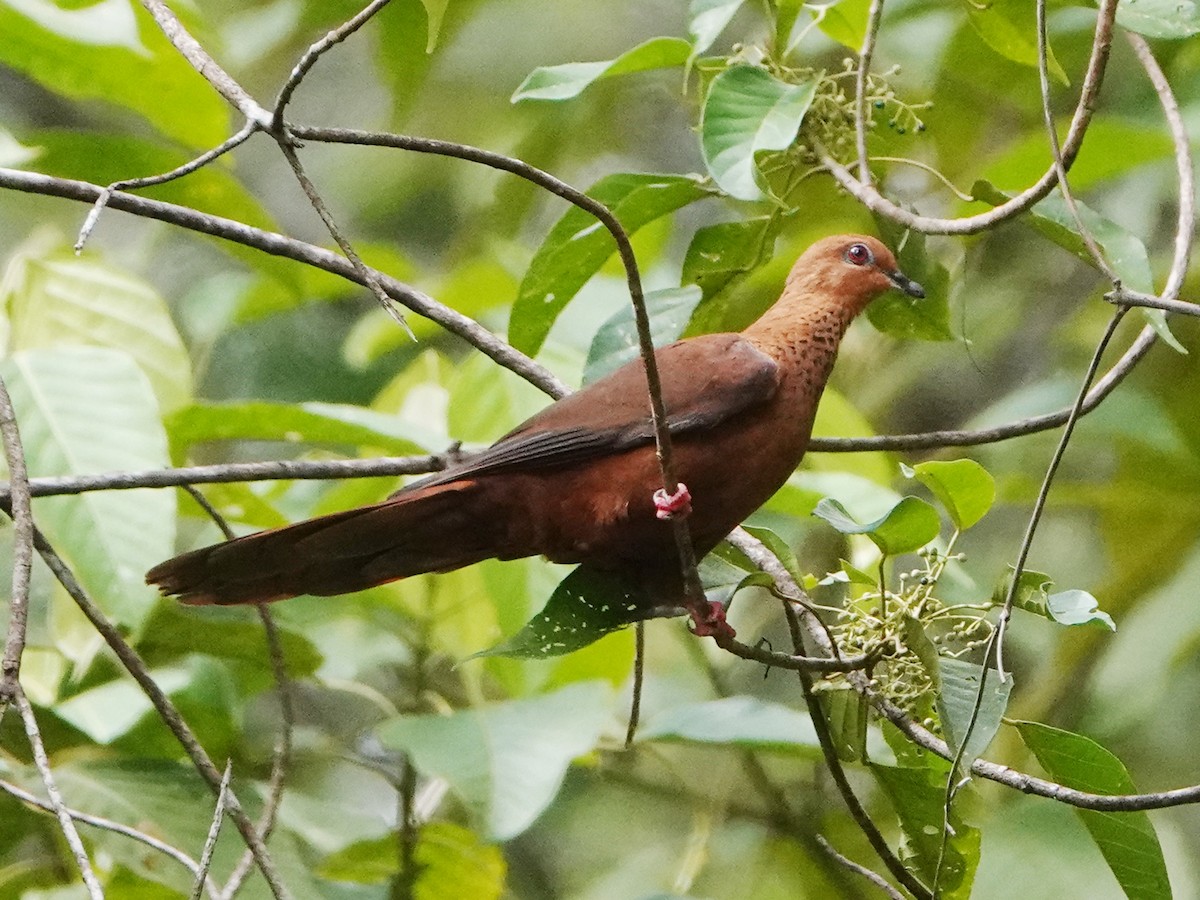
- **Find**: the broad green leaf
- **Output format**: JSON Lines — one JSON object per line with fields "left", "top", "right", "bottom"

{"left": 869, "top": 219, "right": 953, "bottom": 341}
{"left": 1047, "top": 589, "right": 1116, "bottom": 631}
{"left": 4, "top": 347, "right": 172, "bottom": 630}
{"left": 165, "top": 400, "right": 438, "bottom": 459}
{"left": 1, "top": 245, "right": 192, "bottom": 411}
{"left": 682, "top": 216, "right": 781, "bottom": 299}
{"left": 966, "top": 0, "right": 1069, "bottom": 85}
{"left": 583, "top": 285, "right": 703, "bottom": 384}
{"left": 903, "top": 616, "right": 943, "bottom": 690}
{"left": 980, "top": 119, "right": 1173, "bottom": 194}
{"left": 701, "top": 65, "right": 818, "bottom": 201}
{"left": 54, "top": 666, "right": 193, "bottom": 744}
{"left": 376, "top": 681, "right": 613, "bottom": 840}
{"left": 1015, "top": 721, "right": 1172, "bottom": 900}
{"left": 137, "top": 602, "right": 323, "bottom": 681}
{"left": 906, "top": 459, "right": 996, "bottom": 530}
{"left": 471, "top": 565, "right": 648, "bottom": 660}
{"left": 690, "top": 0, "right": 746, "bottom": 54}
{"left": 510, "top": 173, "right": 711, "bottom": 355}
{"left": 817, "top": 0, "right": 873, "bottom": 48}
{"left": 639, "top": 696, "right": 821, "bottom": 752}
{"left": 1115, "top": 0, "right": 1200, "bottom": 37}
{"left": 813, "top": 495, "right": 941, "bottom": 556}
{"left": 0, "top": 2, "right": 228, "bottom": 147}
{"left": 936, "top": 657, "right": 1012, "bottom": 767}
{"left": 871, "top": 763, "right": 981, "bottom": 898}
{"left": 318, "top": 823, "right": 505, "bottom": 897}
{"left": 698, "top": 550, "right": 776, "bottom": 607}
{"left": 512, "top": 37, "right": 691, "bottom": 101}
{"left": 973, "top": 180, "right": 1184, "bottom": 353}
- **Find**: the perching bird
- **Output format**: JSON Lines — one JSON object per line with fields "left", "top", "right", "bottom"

{"left": 147, "top": 234, "right": 923, "bottom": 636}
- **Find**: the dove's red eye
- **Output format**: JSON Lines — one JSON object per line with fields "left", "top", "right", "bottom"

{"left": 845, "top": 243, "right": 873, "bottom": 266}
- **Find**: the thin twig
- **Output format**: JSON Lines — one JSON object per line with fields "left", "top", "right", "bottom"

{"left": 1127, "top": 33, "right": 1195, "bottom": 302}
{"left": 191, "top": 761, "right": 233, "bottom": 900}
{"left": 276, "top": 138, "right": 415, "bottom": 338}
{"left": 1105, "top": 288, "right": 1200, "bottom": 317}
{"left": 816, "top": 835, "right": 907, "bottom": 900}
{"left": 785, "top": 605, "right": 931, "bottom": 900}
{"left": 76, "top": 121, "right": 258, "bottom": 252}
{"left": 0, "top": 166, "right": 566, "bottom": 397}
{"left": 0, "top": 373, "right": 33, "bottom": 703}
{"left": 1035, "top": 0, "right": 1117, "bottom": 281}
{"left": 16, "top": 686, "right": 104, "bottom": 899}
{"left": 394, "top": 756, "right": 420, "bottom": 900}
{"left": 274, "top": 0, "right": 393, "bottom": 128}
{"left": 20, "top": 520, "right": 294, "bottom": 900}
{"left": 0, "top": 777, "right": 220, "bottom": 897}
{"left": 138, "top": 0, "right": 271, "bottom": 127}
{"left": 625, "top": 621, "right": 646, "bottom": 747}
{"left": 855, "top": 0, "right": 886, "bottom": 185}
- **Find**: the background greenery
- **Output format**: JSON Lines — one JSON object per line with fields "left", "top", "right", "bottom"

{"left": 1, "top": 0, "right": 1199, "bottom": 897}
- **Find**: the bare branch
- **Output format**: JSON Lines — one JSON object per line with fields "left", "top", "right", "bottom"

{"left": 15, "top": 686, "right": 104, "bottom": 898}
{"left": 273, "top": 0, "right": 393, "bottom": 128}
{"left": 1106, "top": 288, "right": 1200, "bottom": 317}
{"left": 20, "top": 520, "right": 294, "bottom": 899}
{"left": 191, "top": 761, "right": 233, "bottom": 900}
{"left": 76, "top": 121, "right": 258, "bottom": 252}
{"left": 816, "top": 835, "right": 907, "bottom": 900}
{"left": 1, "top": 776, "right": 220, "bottom": 897}
{"left": 0, "top": 166, "right": 567, "bottom": 398}
{"left": 0, "top": 373, "right": 33, "bottom": 702}
{"left": 137, "top": 1, "right": 271, "bottom": 127}
{"left": 855, "top": 0, "right": 886, "bottom": 185}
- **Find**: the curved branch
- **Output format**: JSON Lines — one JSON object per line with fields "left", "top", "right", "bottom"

{"left": 818, "top": 0, "right": 1118, "bottom": 235}
{"left": 0, "top": 166, "right": 567, "bottom": 398}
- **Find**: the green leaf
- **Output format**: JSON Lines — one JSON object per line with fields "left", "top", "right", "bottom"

{"left": 470, "top": 565, "right": 648, "bottom": 660}
{"left": 821, "top": 688, "right": 869, "bottom": 762}
{"left": 972, "top": 180, "right": 1184, "bottom": 353}
{"left": 510, "top": 173, "right": 711, "bottom": 355}
{"left": 2, "top": 244, "right": 192, "bottom": 411}
{"left": 682, "top": 216, "right": 781, "bottom": 299}
{"left": 742, "top": 525, "right": 807, "bottom": 588}
{"left": 512, "top": 37, "right": 691, "bottom": 102}
{"left": 936, "top": 657, "right": 1012, "bottom": 767}
{"left": 700, "top": 65, "right": 818, "bottom": 201}
{"left": 775, "top": 0, "right": 809, "bottom": 52}
{"left": 319, "top": 822, "right": 506, "bottom": 896}
{"left": 995, "top": 567, "right": 1054, "bottom": 611}
{"left": 817, "top": 0, "right": 873, "bottom": 49}
{"left": 698, "top": 551, "right": 775, "bottom": 607}
{"left": 638, "top": 696, "right": 820, "bottom": 752}
{"left": 0, "top": 1, "right": 228, "bottom": 147}
{"left": 903, "top": 616, "right": 943, "bottom": 691}
{"left": 3, "top": 347, "right": 172, "bottom": 631}
{"left": 583, "top": 285, "right": 703, "bottom": 384}
{"left": 907, "top": 459, "right": 996, "bottom": 530}
{"left": 376, "top": 682, "right": 613, "bottom": 840}
{"left": 868, "top": 220, "right": 954, "bottom": 341}
{"left": 165, "top": 400, "right": 438, "bottom": 459}
{"left": 813, "top": 496, "right": 941, "bottom": 556}
{"left": 419, "top": 0, "right": 450, "bottom": 50}
{"left": 1115, "top": 0, "right": 1200, "bottom": 37}
{"left": 966, "top": 0, "right": 1069, "bottom": 85}
{"left": 1047, "top": 588, "right": 1116, "bottom": 631}
{"left": 690, "top": 0, "right": 747, "bottom": 54}
{"left": 871, "top": 763, "right": 981, "bottom": 898}
{"left": 1015, "top": 721, "right": 1172, "bottom": 900}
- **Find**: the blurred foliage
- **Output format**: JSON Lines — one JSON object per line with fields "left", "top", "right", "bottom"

{"left": 2, "top": 0, "right": 1200, "bottom": 897}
